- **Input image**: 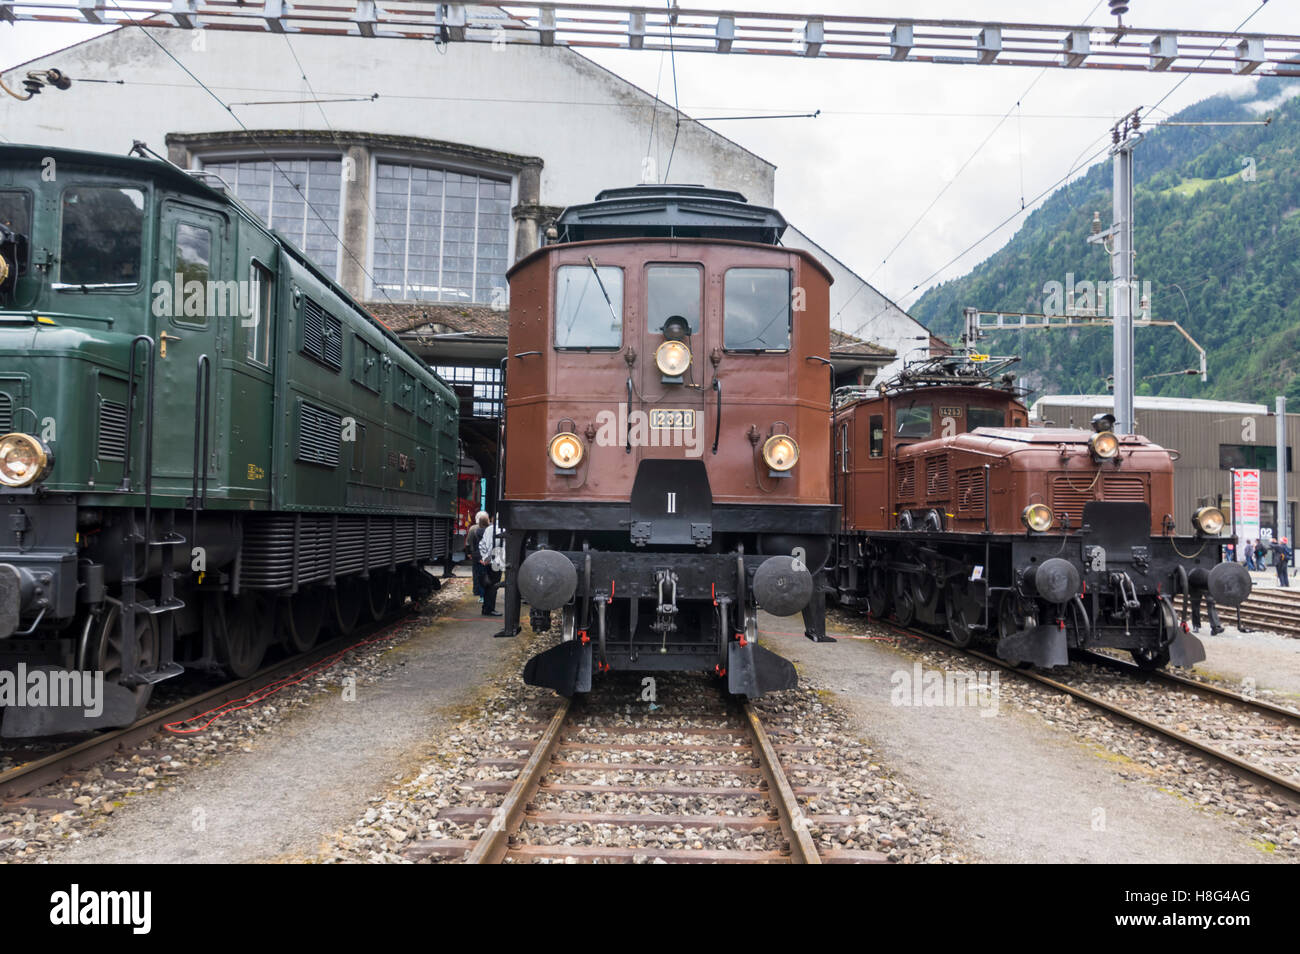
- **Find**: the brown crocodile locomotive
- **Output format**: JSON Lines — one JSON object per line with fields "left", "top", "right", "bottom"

{"left": 497, "top": 185, "right": 837, "bottom": 697}
{"left": 830, "top": 351, "right": 1252, "bottom": 669}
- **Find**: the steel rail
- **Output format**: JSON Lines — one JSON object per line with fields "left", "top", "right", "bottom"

{"left": 0, "top": 612, "right": 414, "bottom": 802}
{"left": 892, "top": 624, "right": 1300, "bottom": 802}
{"left": 465, "top": 697, "right": 570, "bottom": 864}
{"left": 743, "top": 701, "right": 820, "bottom": 864}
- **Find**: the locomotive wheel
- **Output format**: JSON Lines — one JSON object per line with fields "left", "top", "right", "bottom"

{"left": 330, "top": 577, "right": 365, "bottom": 635}
{"left": 866, "top": 565, "right": 891, "bottom": 619}
{"left": 945, "top": 581, "right": 982, "bottom": 648}
{"left": 80, "top": 598, "right": 159, "bottom": 710}
{"left": 365, "top": 572, "right": 393, "bottom": 621}
{"left": 892, "top": 573, "right": 916, "bottom": 627}
{"left": 216, "top": 595, "right": 271, "bottom": 678}
{"left": 281, "top": 589, "right": 325, "bottom": 654}
{"left": 1131, "top": 600, "right": 1175, "bottom": 671}
{"left": 996, "top": 593, "right": 1037, "bottom": 668}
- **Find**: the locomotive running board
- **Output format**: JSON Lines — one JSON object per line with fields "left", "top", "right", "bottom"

{"left": 996, "top": 624, "right": 1069, "bottom": 669}
{"left": 523, "top": 640, "right": 593, "bottom": 697}
{"left": 728, "top": 642, "right": 798, "bottom": 697}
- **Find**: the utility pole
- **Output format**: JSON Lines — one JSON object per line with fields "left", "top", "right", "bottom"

{"left": 1088, "top": 109, "right": 1142, "bottom": 436}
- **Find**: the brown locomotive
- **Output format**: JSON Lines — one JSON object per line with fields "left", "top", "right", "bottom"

{"left": 831, "top": 351, "right": 1252, "bottom": 668}
{"left": 497, "top": 186, "right": 837, "bottom": 697}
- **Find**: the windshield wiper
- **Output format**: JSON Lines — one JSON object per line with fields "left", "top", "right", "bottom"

{"left": 52, "top": 282, "right": 137, "bottom": 291}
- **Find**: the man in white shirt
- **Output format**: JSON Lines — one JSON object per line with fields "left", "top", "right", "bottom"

{"left": 478, "top": 516, "right": 503, "bottom": 616}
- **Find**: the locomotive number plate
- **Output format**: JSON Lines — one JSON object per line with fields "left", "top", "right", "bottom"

{"left": 650, "top": 408, "right": 695, "bottom": 429}
{"left": 939, "top": 406, "right": 963, "bottom": 418}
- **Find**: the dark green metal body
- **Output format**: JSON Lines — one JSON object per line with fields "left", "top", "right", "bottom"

{"left": 0, "top": 144, "right": 456, "bottom": 729}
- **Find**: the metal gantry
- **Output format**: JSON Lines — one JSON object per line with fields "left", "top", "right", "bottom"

{"left": 2, "top": 2, "right": 1300, "bottom": 76}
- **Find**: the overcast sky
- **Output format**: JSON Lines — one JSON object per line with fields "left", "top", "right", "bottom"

{"left": 1, "top": 1, "right": 1291, "bottom": 313}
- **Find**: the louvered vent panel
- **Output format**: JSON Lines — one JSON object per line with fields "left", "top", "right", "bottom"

{"left": 1051, "top": 475, "right": 1098, "bottom": 528}
{"left": 0, "top": 393, "right": 12, "bottom": 433}
{"left": 896, "top": 460, "right": 916, "bottom": 500}
{"left": 97, "top": 400, "right": 128, "bottom": 459}
{"left": 925, "top": 456, "right": 949, "bottom": 498}
{"left": 1102, "top": 475, "right": 1147, "bottom": 503}
{"left": 298, "top": 403, "right": 341, "bottom": 467}
{"left": 956, "top": 468, "right": 985, "bottom": 512}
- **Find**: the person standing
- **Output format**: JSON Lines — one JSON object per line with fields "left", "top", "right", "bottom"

{"left": 478, "top": 515, "right": 503, "bottom": 616}
{"left": 466, "top": 511, "right": 487, "bottom": 601}
{"left": 1256, "top": 538, "right": 1268, "bottom": 571}
{"left": 1244, "top": 540, "right": 1257, "bottom": 571}
{"left": 1275, "top": 536, "right": 1292, "bottom": 588}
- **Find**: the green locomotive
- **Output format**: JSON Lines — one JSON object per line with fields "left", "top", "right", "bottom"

{"left": 0, "top": 144, "right": 458, "bottom": 734}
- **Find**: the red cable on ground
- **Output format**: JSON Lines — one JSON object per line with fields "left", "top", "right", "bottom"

{"left": 163, "top": 617, "right": 411, "bottom": 735}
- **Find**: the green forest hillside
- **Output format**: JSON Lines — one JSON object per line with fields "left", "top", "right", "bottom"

{"left": 910, "top": 77, "right": 1300, "bottom": 407}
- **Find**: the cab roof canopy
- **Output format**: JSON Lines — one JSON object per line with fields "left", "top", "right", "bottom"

{"left": 552, "top": 184, "right": 787, "bottom": 245}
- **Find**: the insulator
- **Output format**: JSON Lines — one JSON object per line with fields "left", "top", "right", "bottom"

{"left": 1108, "top": 1, "right": 1129, "bottom": 15}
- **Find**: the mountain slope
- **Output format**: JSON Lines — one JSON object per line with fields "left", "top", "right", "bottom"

{"left": 910, "top": 77, "right": 1300, "bottom": 407}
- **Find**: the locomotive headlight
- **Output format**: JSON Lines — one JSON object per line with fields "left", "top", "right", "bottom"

{"left": 0, "top": 433, "right": 53, "bottom": 488}
{"left": 0, "top": 252, "right": 9, "bottom": 285}
{"left": 1022, "top": 503, "right": 1054, "bottom": 533}
{"left": 762, "top": 434, "right": 799, "bottom": 472}
{"left": 655, "top": 340, "right": 691, "bottom": 377}
{"left": 1193, "top": 506, "right": 1225, "bottom": 536}
{"left": 1089, "top": 430, "right": 1120, "bottom": 460}
{"left": 548, "top": 432, "right": 585, "bottom": 470}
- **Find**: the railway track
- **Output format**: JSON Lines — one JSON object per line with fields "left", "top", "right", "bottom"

{"left": 1234, "top": 587, "right": 1300, "bottom": 637}
{"left": 408, "top": 681, "right": 888, "bottom": 864}
{"left": 0, "top": 611, "right": 417, "bottom": 804}
{"left": 891, "top": 624, "right": 1300, "bottom": 803}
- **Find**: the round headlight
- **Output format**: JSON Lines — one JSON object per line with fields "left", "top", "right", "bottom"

{"left": 548, "top": 432, "right": 585, "bottom": 469}
{"left": 1022, "top": 503, "right": 1054, "bottom": 533}
{"left": 1090, "top": 430, "right": 1119, "bottom": 460}
{"left": 655, "top": 340, "right": 691, "bottom": 377}
{"left": 0, "top": 433, "right": 52, "bottom": 488}
{"left": 0, "top": 253, "right": 9, "bottom": 285}
{"left": 1193, "top": 506, "right": 1225, "bottom": 536}
{"left": 762, "top": 434, "right": 799, "bottom": 472}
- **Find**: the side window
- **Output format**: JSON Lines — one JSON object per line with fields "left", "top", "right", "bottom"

{"left": 839, "top": 422, "right": 850, "bottom": 473}
{"left": 646, "top": 265, "right": 701, "bottom": 334}
{"left": 869, "top": 415, "right": 884, "bottom": 458}
{"left": 724, "top": 268, "right": 791, "bottom": 352}
{"left": 555, "top": 264, "right": 623, "bottom": 349}
{"left": 394, "top": 367, "right": 416, "bottom": 413}
{"left": 0, "top": 191, "right": 32, "bottom": 275}
{"left": 895, "top": 406, "right": 932, "bottom": 439}
{"left": 173, "top": 223, "right": 212, "bottom": 326}
{"left": 247, "top": 260, "right": 273, "bottom": 367}
{"left": 967, "top": 407, "right": 1005, "bottom": 431}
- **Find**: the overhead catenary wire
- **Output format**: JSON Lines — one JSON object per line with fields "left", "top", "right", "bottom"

{"left": 101, "top": 0, "right": 396, "bottom": 307}
{"left": 832, "top": 0, "right": 1106, "bottom": 327}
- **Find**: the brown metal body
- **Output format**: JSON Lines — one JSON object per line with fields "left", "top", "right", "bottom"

{"left": 834, "top": 384, "right": 1175, "bottom": 534}
{"left": 503, "top": 237, "right": 832, "bottom": 506}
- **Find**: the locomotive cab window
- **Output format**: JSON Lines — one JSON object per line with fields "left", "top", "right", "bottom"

{"left": 172, "top": 223, "right": 212, "bottom": 326}
{"left": 967, "top": 407, "right": 1005, "bottom": 431}
{"left": 247, "top": 260, "right": 273, "bottom": 367}
{"left": 895, "top": 405, "right": 933, "bottom": 439}
{"left": 724, "top": 268, "right": 791, "bottom": 352}
{"left": 869, "top": 415, "right": 884, "bottom": 458}
{"left": 56, "top": 187, "right": 144, "bottom": 291}
{"left": 555, "top": 264, "right": 623, "bottom": 349}
{"left": 0, "top": 190, "right": 31, "bottom": 275}
{"left": 647, "top": 265, "right": 701, "bottom": 334}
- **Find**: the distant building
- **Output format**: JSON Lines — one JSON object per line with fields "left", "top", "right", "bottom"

{"left": 3, "top": 27, "right": 922, "bottom": 491}
{"left": 1032, "top": 395, "right": 1298, "bottom": 538}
